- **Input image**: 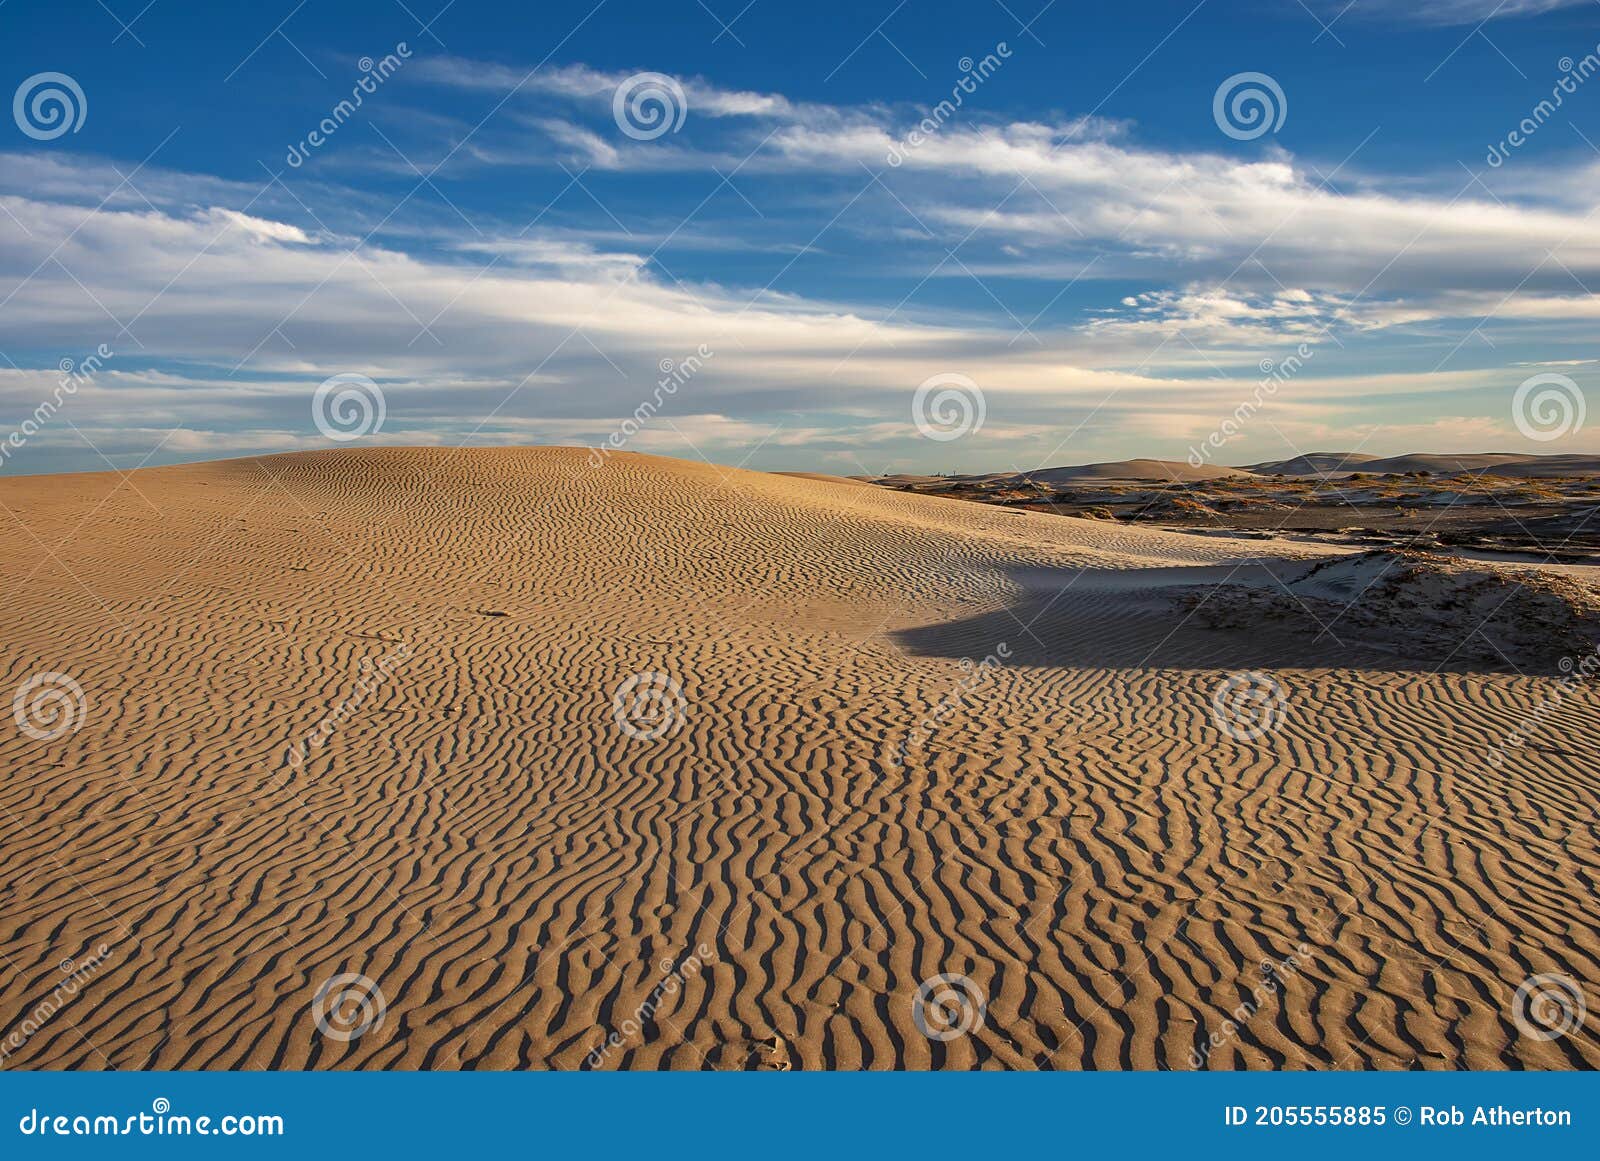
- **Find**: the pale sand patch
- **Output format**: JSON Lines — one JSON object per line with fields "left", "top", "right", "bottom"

{"left": 0, "top": 447, "right": 1595, "bottom": 1069}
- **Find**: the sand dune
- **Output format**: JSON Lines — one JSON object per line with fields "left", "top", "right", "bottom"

{"left": 2, "top": 447, "right": 1597, "bottom": 1070}
{"left": 890, "top": 452, "right": 1600, "bottom": 486}
{"left": 1183, "top": 550, "right": 1600, "bottom": 670}
{"left": 1477, "top": 454, "right": 1600, "bottom": 478}
{"left": 984, "top": 459, "right": 1250, "bottom": 484}
{"left": 1355, "top": 452, "right": 1552, "bottom": 475}
{"left": 1245, "top": 452, "right": 1382, "bottom": 477}
{"left": 1334, "top": 452, "right": 1600, "bottom": 478}
{"left": 872, "top": 460, "right": 1247, "bottom": 489}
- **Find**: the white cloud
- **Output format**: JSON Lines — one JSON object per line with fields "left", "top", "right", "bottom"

{"left": 409, "top": 61, "right": 1600, "bottom": 304}
{"left": 4, "top": 54, "right": 1599, "bottom": 476}
{"left": 202, "top": 209, "right": 315, "bottom": 245}
{"left": 1348, "top": 0, "right": 1589, "bottom": 24}
{"left": 413, "top": 59, "right": 804, "bottom": 122}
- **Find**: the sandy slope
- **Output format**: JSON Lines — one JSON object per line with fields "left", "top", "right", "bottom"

{"left": 1, "top": 447, "right": 1596, "bottom": 1070}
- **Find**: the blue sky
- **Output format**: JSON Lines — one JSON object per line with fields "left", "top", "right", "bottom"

{"left": 1, "top": 0, "right": 1598, "bottom": 475}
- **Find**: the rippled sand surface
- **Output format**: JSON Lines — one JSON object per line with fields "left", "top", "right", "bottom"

{"left": 1, "top": 447, "right": 1595, "bottom": 1069}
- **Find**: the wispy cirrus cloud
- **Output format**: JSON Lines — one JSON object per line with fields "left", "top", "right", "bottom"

{"left": 407, "top": 59, "right": 1600, "bottom": 308}
{"left": 1346, "top": 0, "right": 1592, "bottom": 25}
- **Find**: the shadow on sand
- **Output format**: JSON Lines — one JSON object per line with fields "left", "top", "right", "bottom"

{"left": 890, "top": 561, "right": 1519, "bottom": 676}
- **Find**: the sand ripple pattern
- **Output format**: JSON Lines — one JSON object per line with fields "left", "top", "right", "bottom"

{"left": 0, "top": 447, "right": 1596, "bottom": 1069}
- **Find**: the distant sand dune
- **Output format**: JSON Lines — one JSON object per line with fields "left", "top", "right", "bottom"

{"left": 1248, "top": 451, "right": 1600, "bottom": 479}
{"left": 884, "top": 459, "right": 1250, "bottom": 486}
{"left": 1, "top": 447, "right": 1596, "bottom": 1069}
{"left": 1245, "top": 452, "right": 1382, "bottom": 477}
{"left": 991, "top": 459, "right": 1251, "bottom": 484}
{"left": 1354, "top": 452, "right": 1561, "bottom": 476}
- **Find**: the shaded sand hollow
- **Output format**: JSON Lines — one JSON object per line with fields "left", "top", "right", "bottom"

{"left": 1, "top": 446, "right": 1597, "bottom": 1070}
